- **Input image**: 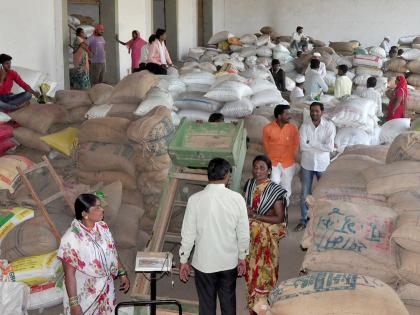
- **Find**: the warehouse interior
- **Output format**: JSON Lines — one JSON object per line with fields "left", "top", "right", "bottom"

{"left": 1, "top": 0, "right": 420, "bottom": 314}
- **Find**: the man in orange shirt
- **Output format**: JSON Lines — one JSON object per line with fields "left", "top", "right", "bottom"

{"left": 262, "top": 104, "right": 299, "bottom": 200}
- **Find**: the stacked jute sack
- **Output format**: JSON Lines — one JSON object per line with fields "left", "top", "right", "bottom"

{"left": 253, "top": 272, "right": 410, "bottom": 315}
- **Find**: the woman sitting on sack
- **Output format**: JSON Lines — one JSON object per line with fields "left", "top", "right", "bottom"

{"left": 58, "top": 193, "right": 130, "bottom": 315}
{"left": 146, "top": 28, "right": 174, "bottom": 75}
{"left": 243, "top": 155, "right": 288, "bottom": 314}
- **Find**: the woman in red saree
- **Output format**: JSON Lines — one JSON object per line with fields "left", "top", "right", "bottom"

{"left": 387, "top": 75, "right": 408, "bottom": 121}
{"left": 243, "top": 155, "right": 287, "bottom": 314}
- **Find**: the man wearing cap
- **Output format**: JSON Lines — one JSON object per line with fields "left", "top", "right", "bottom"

{"left": 304, "top": 59, "right": 328, "bottom": 100}
{"left": 87, "top": 24, "right": 106, "bottom": 85}
{"left": 305, "top": 52, "right": 326, "bottom": 79}
{"left": 0, "top": 53, "right": 40, "bottom": 111}
{"left": 380, "top": 36, "right": 391, "bottom": 54}
{"left": 262, "top": 104, "right": 299, "bottom": 200}
{"left": 334, "top": 64, "right": 353, "bottom": 98}
{"left": 290, "top": 75, "right": 305, "bottom": 103}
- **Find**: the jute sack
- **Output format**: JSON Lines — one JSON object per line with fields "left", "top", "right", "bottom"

{"left": 77, "top": 143, "right": 135, "bottom": 175}
{"left": 127, "top": 106, "right": 174, "bottom": 142}
{"left": 55, "top": 90, "right": 92, "bottom": 109}
{"left": 398, "top": 248, "right": 420, "bottom": 285}
{"left": 392, "top": 211, "right": 420, "bottom": 254}
{"left": 408, "top": 74, "right": 420, "bottom": 87}
{"left": 407, "top": 60, "right": 420, "bottom": 74}
{"left": 243, "top": 143, "right": 264, "bottom": 173}
{"left": 260, "top": 26, "right": 274, "bottom": 35}
{"left": 363, "top": 161, "right": 420, "bottom": 195}
{"left": 329, "top": 41, "right": 357, "bottom": 52}
{"left": 244, "top": 115, "right": 270, "bottom": 144}
{"left": 408, "top": 90, "right": 420, "bottom": 112}
{"left": 137, "top": 168, "right": 169, "bottom": 195}
{"left": 388, "top": 58, "right": 408, "bottom": 73}
{"left": 133, "top": 153, "right": 171, "bottom": 172}
{"left": 109, "top": 71, "right": 158, "bottom": 104}
{"left": 143, "top": 193, "right": 161, "bottom": 219}
{"left": 88, "top": 83, "right": 113, "bottom": 105}
{"left": 312, "top": 39, "right": 326, "bottom": 47}
{"left": 398, "top": 284, "right": 420, "bottom": 307}
{"left": 76, "top": 170, "right": 137, "bottom": 190}
{"left": 386, "top": 132, "right": 420, "bottom": 163}
{"left": 387, "top": 190, "right": 420, "bottom": 214}
{"left": 78, "top": 117, "right": 131, "bottom": 144}
{"left": 406, "top": 305, "right": 420, "bottom": 315}
{"left": 122, "top": 189, "right": 144, "bottom": 208}
{"left": 313, "top": 170, "right": 366, "bottom": 196}
{"left": 263, "top": 272, "right": 409, "bottom": 315}
{"left": 293, "top": 53, "right": 314, "bottom": 74}
{"left": 107, "top": 103, "right": 137, "bottom": 119}
{"left": 110, "top": 203, "right": 144, "bottom": 249}
{"left": 302, "top": 199, "right": 398, "bottom": 284}
{"left": 327, "top": 154, "right": 383, "bottom": 172}
{"left": 9, "top": 104, "right": 68, "bottom": 134}
{"left": 67, "top": 105, "right": 89, "bottom": 123}
{"left": 342, "top": 144, "right": 389, "bottom": 162}
{"left": 13, "top": 127, "right": 51, "bottom": 152}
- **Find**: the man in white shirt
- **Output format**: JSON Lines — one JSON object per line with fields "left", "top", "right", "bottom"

{"left": 334, "top": 65, "right": 353, "bottom": 98}
{"left": 295, "top": 102, "right": 336, "bottom": 231}
{"left": 380, "top": 36, "right": 391, "bottom": 54}
{"left": 291, "top": 26, "right": 308, "bottom": 53}
{"left": 305, "top": 52, "right": 327, "bottom": 79}
{"left": 290, "top": 75, "right": 305, "bottom": 103}
{"left": 358, "top": 76, "right": 383, "bottom": 117}
{"left": 179, "top": 157, "right": 250, "bottom": 315}
{"left": 304, "top": 59, "right": 329, "bottom": 100}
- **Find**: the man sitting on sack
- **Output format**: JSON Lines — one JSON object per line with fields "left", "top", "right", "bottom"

{"left": 291, "top": 26, "right": 309, "bottom": 53}
{"left": 0, "top": 53, "right": 40, "bottom": 111}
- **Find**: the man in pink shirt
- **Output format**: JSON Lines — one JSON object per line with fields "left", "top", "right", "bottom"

{"left": 0, "top": 54, "right": 39, "bottom": 111}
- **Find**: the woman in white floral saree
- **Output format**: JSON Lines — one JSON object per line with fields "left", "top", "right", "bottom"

{"left": 58, "top": 194, "right": 130, "bottom": 315}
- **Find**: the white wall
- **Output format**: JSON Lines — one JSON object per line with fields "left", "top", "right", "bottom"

{"left": 212, "top": 0, "right": 420, "bottom": 47}
{"left": 117, "top": 0, "right": 153, "bottom": 79}
{"left": 1, "top": 0, "right": 66, "bottom": 89}
{"left": 177, "top": 0, "right": 198, "bottom": 60}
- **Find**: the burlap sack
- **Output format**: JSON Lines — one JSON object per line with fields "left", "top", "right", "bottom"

{"left": 107, "top": 103, "right": 137, "bottom": 119}
{"left": 388, "top": 58, "right": 408, "bottom": 73}
{"left": 101, "top": 181, "right": 123, "bottom": 225}
{"left": 277, "top": 36, "right": 292, "bottom": 43}
{"left": 244, "top": 115, "right": 270, "bottom": 144}
{"left": 392, "top": 211, "right": 420, "bottom": 254}
{"left": 243, "top": 143, "right": 264, "bottom": 174}
{"left": 67, "top": 105, "right": 89, "bottom": 123}
{"left": 408, "top": 74, "right": 420, "bottom": 87}
{"left": 342, "top": 144, "right": 389, "bottom": 162}
{"left": 398, "top": 284, "right": 420, "bottom": 307}
{"left": 13, "top": 127, "right": 51, "bottom": 152}
{"left": 77, "top": 142, "right": 135, "bottom": 175}
{"left": 127, "top": 106, "right": 174, "bottom": 144}
{"left": 407, "top": 60, "right": 420, "bottom": 74}
{"left": 110, "top": 203, "right": 144, "bottom": 249}
{"left": 388, "top": 190, "right": 420, "bottom": 214}
{"left": 398, "top": 248, "right": 420, "bottom": 286}
{"left": 55, "top": 90, "right": 92, "bottom": 109}
{"left": 122, "top": 189, "right": 144, "bottom": 208}
{"left": 363, "top": 161, "right": 420, "bottom": 195}
{"left": 386, "top": 132, "right": 420, "bottom": 163}
{"left": 329, "top": 41, "right": 356, "bottom": 52}
{"left": 408, "top": 90, "right": 420, "bottom": 112}
{"left": 76, "top": 170, "right": 137, "bottom": 190}
{"left": 143, "top": 193, "right": 161, "bottom": 219}
{"left": 137, "top": 168, "right": 169, "bottom": 195}
{"left": 327, "top": 154, "right": 383, "bottom": 172}
{"left": 294, "top": 53, "right": 314, "bottom": 74}
{"left": 88, "top": 83, "right": 113, "bottom": 105}
{"left": 313, "top": 170, "right": 366, "bottom": 197}
{"left": 9, "top": 104, "right": 68, "bottom": 134}
{"left": 314, "top": 46, "right": 336, "bottom": 55}
{"left": 406, "top": 305, "right": 420, "bottom": 315}
{"left": 301, "top": 199, "right": 398, "bottom": 283}
{"left": 133, "top": 153, "right": 171, "bottom": 172}
{"left": 110, "top": 71, "right": 158, "bottom": 104}
{"left": 311, "top": 39, "right": 326, "bottom": 47}
{"left": 311, "top": 187, "right": 387, "bottom": 206}
{"left": 260, "top": 26, "right": 273, "bottom": 35}
{"left": 78, "top": 117, "right": 131, "bottom": 144}
{"left": 266, "top": 272, "right": 409, "bottom": 315}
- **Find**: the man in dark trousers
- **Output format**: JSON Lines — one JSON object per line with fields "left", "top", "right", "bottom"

{"left": 270, "top": 59, "right": 286, "bottom": 92}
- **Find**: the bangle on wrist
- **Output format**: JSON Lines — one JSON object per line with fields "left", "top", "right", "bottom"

{"left": 118, "top": 268, "right": 128, "bottom": 278}
{"left": 69, "top": 296, "right": 79, "bottom": 307}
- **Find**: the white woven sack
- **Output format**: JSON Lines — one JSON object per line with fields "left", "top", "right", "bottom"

{"left": 249, "top": 78, "right": 277, "bottom": 94}
{"left": 280, "top": 61, "right": 295, "bottom": 72}
{"left": 240, "top": 34, "right": 257, "bottom": 45}
{"left": 204, "top": 81, "right": 253, "bottom": 102}
{"left": 242, "top": 66, "right": 272, "bottom": 80}
{"left": 213, "top": 53, "right": 230, "bottom": 61}
{"left": 165, "top": 77, "right": 187, "bottom": 97}
{"left": 208, "top": 31, "right": 234, "bottom": 45}
{"left": 211, "top": 74, "right": 248, "bottom": 89}
{"left": 336, "top": 56, "right": 353, "bottom": 68}
{"left": 369, "top": 46, "right": 386, "bottom": 59}
{"left": 240, "top": 47, "right": 257, "bottom": 58}
{"left": 353, "top": 55, "right": 383, "bottom": 69}
{"left": 402, "top": 49, "right": 420, "bottom": 61}
{"left": 379, "top": 118, "right": 411, "bottom": 144}
{"left": 177, "top": 109, "right": 210, "bottom": 121}
{"left": 256, "top": 35, "right": 270, "bottom": 47}
{"left": 399, "top": 35, "right": 420, "bottom": 45}
{"left": 272, "top": 52, "right": 293, "bottom": 64}
{"left": 252, "top": 88, "right": 289, "bottom": 107}
{"left": 198, "top": 62, "right": 217, "bottom": 73}
{"left": 0, "top": 112, "right": 11, "bottom": 123}
{"left": 355, "top": 66, "right": 383, "bottom": 77}
{"left": 285, "top": 77, "right": 296, "bottom": 92}
{"left": 134, "top": 87, "right": 174, "bottom": 116}
{"left": 174, "top": 92, "right": 222, "bottom": 112}
{"left": 273, "top": 44, "right": 290, "bottom": 54}
{"left": 230, "top": 45, "right": 242, "bottom": 52}
{"left": 180, "top": 71, "right": 215, "bottom": 86}
{"left": 227, "top": 58, "right": 246, "bottom": 72}
{"left": 221, "top": 98, "right": 254, "bottom": 118}
{"left": 188, "top": 47, "right": 206, "bottom": 60}
{"left": 245, "top": 56, "right": 258, "bottom": 67}
{"left": 185, "top": 83, "right": 211, "bottom": 93}
{"left": 335, "top": 127, "right": 371, "bottom": 152}
{"left": 257, "top": 57, "right": 272, "bottom": 67}
{"left": 230, "top": 53, "right": 244, "bottom": 61}
{"left": 256, "top": 46, "right": 272, "bottom": 57}
{"left": 353, "top": 74, "right": 372, "bottom": 86}
{"left": 324, "top": 71, "right": 337, "bottom": 87}
{"left": 85, "top": 104, "right": 113, "bottom": 119}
